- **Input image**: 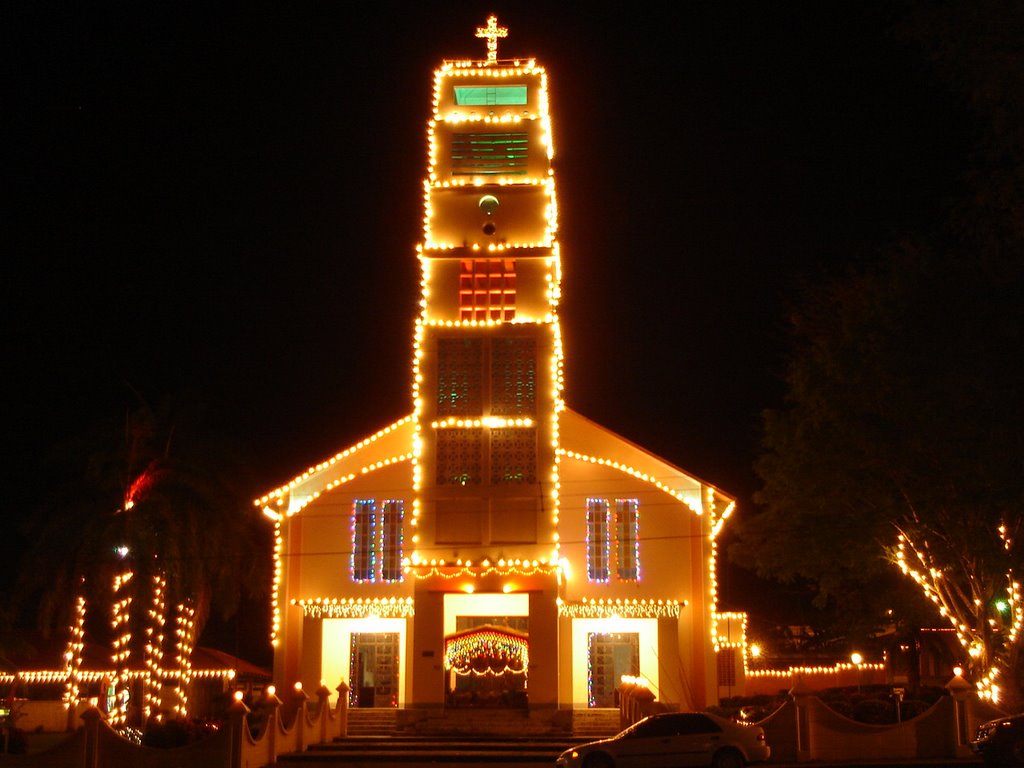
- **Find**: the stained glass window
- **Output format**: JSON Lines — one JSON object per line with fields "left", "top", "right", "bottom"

{"left": 381, "top": 500, "right": 404, "bottom": 582}
{"left": 616, "top": 499, "right": 640, "bottom": 581}
{"left": 352, "top": 500, "right": 376, "bottom": 582}
{"left": 586, "top": 499, "right": 611, "bottom": 583}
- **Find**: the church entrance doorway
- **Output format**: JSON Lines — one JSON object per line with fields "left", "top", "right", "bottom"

{"left": 444, "top": 622, "right": 529, "bottom": 707}
{"left": 349, "top": 632, "right": 399, "bottom": 707}
{"left": 588, "top": 632, "right": 639, "bottom": 707}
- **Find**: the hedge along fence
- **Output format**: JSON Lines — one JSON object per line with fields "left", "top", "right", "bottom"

{"left": 618, "top": 675, "right": 1006, "bottom": 763}
{"left": 757, "top": 683, "right": 1005, "bottom": 763}
{"left": 0, "top": 681, "right": 350, "bottom": 768}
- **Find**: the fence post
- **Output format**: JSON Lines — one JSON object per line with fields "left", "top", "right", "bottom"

{"left": 945, "top": 672, "right": 973, "bottom": 758}
{"left": 290, "top": 682, "right": 309, "bottom": 753}
{"left": 226, "top": 693, "right": 250, "bottom": 768}
{"left": 789, "top": 675, "right": 814, "bottom": 763}
{"left": 336, "top": 680, "right": 350, "bottom": 738}
{"left": 262, "top": 685, "right": 283, "bottom": 763}
{"left": 316, "top": 684, "right": 332, "bottom": 745}
{"left": 78, "top": 703, "right": 102, "bottom": 768}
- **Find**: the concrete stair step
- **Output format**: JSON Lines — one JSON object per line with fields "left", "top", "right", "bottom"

{"left": 570, "top": 708, "right": 621, "bottom": 738}
{"left": 345, "top": 707, "right": 399, "bottom": 735}
{"left": 277, "top": 735, "right": 575, "bottom": 766}
{"left": 274, "top": 710, "right": 622, "bottom": 767}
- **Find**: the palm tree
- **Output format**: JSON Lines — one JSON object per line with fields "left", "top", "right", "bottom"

{"left": 19, "top": 393, "right": 266, "bottom": 724}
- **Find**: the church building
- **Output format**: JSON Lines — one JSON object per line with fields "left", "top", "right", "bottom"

{"left": 257, "top": 17, "right": 741, "bottom": 713}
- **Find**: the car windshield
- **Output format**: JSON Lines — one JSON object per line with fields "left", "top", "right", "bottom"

{"left": 619, "top": 714, "right": 723, "bottom": 738}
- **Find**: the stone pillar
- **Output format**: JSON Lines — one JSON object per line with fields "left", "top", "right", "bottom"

{"left": 528, "top": 585, "right": 559, "bottom": 708}
{"left": 261, "top": 685, "right": 283, "bottom": 761}
{"left": 289, "top": 682, "right": 309, "bottom": 752}
{"left": 789, "top": 675, "right": 814, "bottom": 763}
{"left": 226, "top": 695, "right": 250, "bottom": 768}
{"left": 79, "top": 703, "right": 102, "bottom": 768}
{"left": 617, "top": 679, "right": 655, "bottom": 727}
{"left": 336, "top": 680, "right": 350, "bottom": 738}
{"left": 315, "top": 683, "right": 332, "bottom": 744}
{"left": 945, "top": 672, "right": 973, "bottom": 758}
{"left": 411, "top": 586, "right": 445, "bottom": 708}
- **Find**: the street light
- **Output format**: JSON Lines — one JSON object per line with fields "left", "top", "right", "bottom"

{"left": 851, "top": 652, "right": 864, "bottom": 693}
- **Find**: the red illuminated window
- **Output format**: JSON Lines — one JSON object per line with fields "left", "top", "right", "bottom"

{"left": 459, "top": 259, "right": 516, "bottom": 321}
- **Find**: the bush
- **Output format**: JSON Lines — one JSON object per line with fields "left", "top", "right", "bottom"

{"left": 142, "top": 719, "right": 220, "bottom": 748}
{"left": 900, "top": 699, "right": 931, "bottom": 720}
{"left": 852, "top": 698, "right": 896, "bottom": 725}
{"left": 711, "top": 694, "right": 787, "bottom": 722}
{"left": 824, "top": 699, "right": 854, "bottom": 719}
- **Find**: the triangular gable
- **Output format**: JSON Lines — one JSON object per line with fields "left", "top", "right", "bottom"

{"left": 255, "top": 415, "right": 415, "bottom": 519}
{"left": 559, "top": 408, "right": 735, "bottom": 527}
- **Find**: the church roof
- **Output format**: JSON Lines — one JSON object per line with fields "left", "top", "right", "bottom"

{"left": 254, "top": 408, "right": 734, "bottom": 531}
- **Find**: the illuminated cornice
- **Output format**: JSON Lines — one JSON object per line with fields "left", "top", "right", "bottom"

{"left": 293, "top": 597, "right": 415, "bottom": 619}
{"left": 557, "top": 598, "right": 684, "bottom": 619}
{"left": 431, "top": 417, "right": 534, "bottom": 429}
{"left": 747, "top": 662, "right": 886, "bottom": 678}
{"left": 404, "top": 558, "right": 559, "bottom": 579}
{"left": 2, "top": 667, "right": 238, "bottom": 687}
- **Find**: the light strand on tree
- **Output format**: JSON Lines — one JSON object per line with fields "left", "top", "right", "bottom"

{"left": 173, "top": 601, "right": 196, "bottom": 716}
{"left": 143, "top": 573, "right": 166, "bottom": 719}
{"left": 62, "top": 594, "right": 86, "bottom": 711}
{"left": 896, "top": 530, "right": 1021, "bottom": 704}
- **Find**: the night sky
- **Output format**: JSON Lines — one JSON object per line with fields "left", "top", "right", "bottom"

{"left": 7, "top": 3, "right": 975, "bottom": 637}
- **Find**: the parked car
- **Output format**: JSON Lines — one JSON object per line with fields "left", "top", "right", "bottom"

{"left": 556, "top": 712, "right": 770, "bottom": 768}
{"left": 971, "top": 712, "right": 1024, "bottom": 766}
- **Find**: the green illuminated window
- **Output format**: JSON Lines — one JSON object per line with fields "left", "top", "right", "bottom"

{"left": 451, "top": 133, "right": 528, "bottom": 176}
{"left": 454, "top": 85, "right": 527, "bottom": 106}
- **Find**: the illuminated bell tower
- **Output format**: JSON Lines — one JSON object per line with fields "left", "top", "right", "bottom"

{"left": 410, "top": 17, "right": 563, "bottom": 567}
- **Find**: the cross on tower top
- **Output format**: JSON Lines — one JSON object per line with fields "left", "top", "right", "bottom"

{"left": 475, "top": 15, "right": 508, "bottom": 64}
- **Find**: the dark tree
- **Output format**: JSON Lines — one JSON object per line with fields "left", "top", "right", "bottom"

{"left": 735, "top": 0, "right": 1024, "bottom": 709}
{"left": 19, "top": 394, "right": 267, "bottom": 720}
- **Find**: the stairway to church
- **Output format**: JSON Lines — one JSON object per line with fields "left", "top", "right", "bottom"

{"left": 276, "top": 734, "right": 574, "bottom": 767}
{"left": 569, "top": 707, "right": 621, "bottom": 738}
{"left": 345, "top": 706, "right": 620, "bottom": 739}
{"left": 275, "top": 708, "right": 622, "bottom": 767}
{"left": 346, "top": 707, "right": 400, "bottom": 736}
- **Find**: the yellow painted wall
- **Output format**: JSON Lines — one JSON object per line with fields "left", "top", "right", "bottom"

{"left": 428, "top": 185, "right": 551, "bottom": 247}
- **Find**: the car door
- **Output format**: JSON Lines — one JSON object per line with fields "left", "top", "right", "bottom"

{"left": 674, "top": 714, "right": 725, "bottom": 766}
